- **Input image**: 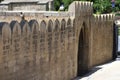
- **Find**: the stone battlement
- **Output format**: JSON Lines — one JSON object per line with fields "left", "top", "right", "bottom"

{"left": 68, "top": 1, "right": 93, "bottom": 16}
{"left": 94, "top": 14, "right": 115, "bottom": 21}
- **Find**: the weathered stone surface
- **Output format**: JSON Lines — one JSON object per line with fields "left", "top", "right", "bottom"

{"left": 29, "top": 20, "right": 40, "bottom": 80}
{"left": 0, "top": 22, "right": 11, "bottom": 80}
{"left": 0, "top": 1, "right": 115, "bottom": 80}
{"left": 20, "top": 20, "right": 31, "bottom": 80}
{"left": 0, "top": 0, "right": 54, "bottom": 11}
{"left": 10, "top": 21, "right": 22, "bottom": 80}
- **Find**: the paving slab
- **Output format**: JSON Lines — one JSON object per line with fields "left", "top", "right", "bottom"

{"left": 76, "top": 59, "right": 120, "bottom": 80}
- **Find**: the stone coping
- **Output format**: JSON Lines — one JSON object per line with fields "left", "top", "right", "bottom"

{"left": 0, "top": 0, "right": 53, "bottom": 4}
{"left": 0, "top": 11, "right": 74, "bottom": 17}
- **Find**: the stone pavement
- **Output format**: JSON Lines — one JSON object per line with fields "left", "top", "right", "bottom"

{"left": 76, "top": 57, "right": 120, "bottom": 80}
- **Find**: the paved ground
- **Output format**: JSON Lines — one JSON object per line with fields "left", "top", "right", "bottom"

{"left": 76, "top": 57, "right": 120, "bottom": 80}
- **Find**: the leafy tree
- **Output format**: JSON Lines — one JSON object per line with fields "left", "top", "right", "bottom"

{"left": 54, "top": 0, "right": 120, "bottom": 14}
{"left": 0, "top": 0, "right": 3, "bottom": 2}
{"left": 93, "top": 0, "right": 112, "bottom": 14}
{"left": 62, "top": 0, "right": 73, "bottom": 11}
{"left": 54, "top": 0, "right": 62, "bottom": 11}
{"left": 93, "top": 0, "right": 120, "bottom": 14}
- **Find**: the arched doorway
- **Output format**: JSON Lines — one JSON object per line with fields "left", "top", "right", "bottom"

{"left": 77, "top": 23, "right": 89, "bottom": 76}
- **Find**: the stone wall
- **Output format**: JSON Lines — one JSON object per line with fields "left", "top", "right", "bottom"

{"left": 0, "top": 1, "right": 115, "bottom": 80}
{"left": 0, "top": 17, "right": 76, "bottom": 80}
{"left": 0, "top": 1, "right": 53, "bottom": 11}
{"left": 91, "top": 14, "right": 114, "bottom": 66}
{"left": 10, "top": 3, "right": 48, "bottom": 11}
{"left": 0, "top": 11, "right": 73, "bottom": 22}
{"left": 0, "top": 5, "right": 8, "bottom": 11}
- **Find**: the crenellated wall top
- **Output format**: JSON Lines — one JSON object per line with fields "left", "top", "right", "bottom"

{"left": 0, "top": 1, "right": 115, "bottom": 27}
{"left": 94, "top": 14, "right": 115, "bottom": 22}
{"left": 68, "top": 1, "right": 93, "bottom": 17}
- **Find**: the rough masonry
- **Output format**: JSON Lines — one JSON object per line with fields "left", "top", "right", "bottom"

{"left": 0, "top": 0, "right": 54, "bottom": 11}
{"left": 0, "top": 1, "right": 115, "bottom": 80}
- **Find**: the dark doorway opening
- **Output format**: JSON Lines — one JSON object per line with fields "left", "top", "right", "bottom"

{"left": 113, "top": 24, "right": 118, "bottom": 60}
{"left": 77, "top": 25, "right": 89, "bottom": 76}
{"left": 113, "top": 22, "right": 120, "bottom": 61}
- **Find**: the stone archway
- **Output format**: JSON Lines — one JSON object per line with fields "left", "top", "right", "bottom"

{"left": 77, "top": 22, "right": 89, "bottom": 76}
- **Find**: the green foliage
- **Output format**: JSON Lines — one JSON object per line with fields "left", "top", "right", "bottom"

{"left": 0, "top": 0, "right": 3, "bottom": 2}
{"left": 54, "top": 0, "right": 120, "bottom": 14}
{"left": 118, "top": 27, "right": 120, "bottom": 35}
{"left": 62, "top": 0, "right": 73, "bottom": 11}
{"left": 54, "top": 0, "right": 62, "bottom": 11}
{"left": 93, "top": 0, "right": 120, "bottom": 14}
{"left": 93, "top": 0, "right": 112, "bottom": 14}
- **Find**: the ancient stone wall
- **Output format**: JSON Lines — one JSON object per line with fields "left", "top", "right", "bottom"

{"left": 0, "top": 11, "right": 73, "bottom": 22}
{"left": 11, "top": 3, "right": 47, "bottom": 11}
{"left": 0, "top": 18, "right": 76, "bottom": 80}
{"left": 0, "top": 5, "right": 8, "bottom": 11}
{"left": 0, "top": 0, "right": 54, "bottom": 11}
{"left": 91, "top": 14, "right": 114, "bottom": 66}
{"left": 0, "top": 1, "right": 115, "bottom": 80}
{"left": 69, "top": 1, "right": 114, "bottom": 67}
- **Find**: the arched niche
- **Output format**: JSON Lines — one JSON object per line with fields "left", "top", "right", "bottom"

{"left": 40, "top": 20, "right": 46, "bottom": 33}
{"left": 73, "top": 19, "right": 76, "bottom": 38}
{"left": 39, "top": 20, "right": 49, "bottom": 80}
{"left": 29, "top": 20, "right": 39, "bottom": 66}
{"left": 1, "top": 22, "right": 11, "bottom": 54}
{"left": 71, "top": 18, "right": 77, "bottom": 77}
{"left": 0, "top": 22, "right": 11, "bottom": 76}
{"left": 67, "top": 18, "right": 72, "bottom": 49}
{"left": 48, "top": 20, "right": 53, "bottom": 32}
{"left": 61, "top": 19, "right": 66, "bottom": 43}
{"left": 47, "top": 20, "right": 53, "bottom": 49}
{"left": 54, "top": 19, "right": 60, "bottom": 44}
{"left": 60, "top": 19, "right": 66, "bottom": 80}
{"left": 20, "top": 20, "right": 31, "bottom": 68}
{"left": 0, "top": 22, "right": 11, "bottom": 40}
{"left": 60, "top": 19, "right": 66, "bottom": 52}
{"left": 39, "top": 20, "right": 46, "bottom": 53}
{"left": 54, "top": 19, "right": 60, "bottom": 61}
{"left": 29, "top": 20, "right": 39, "bottom": 34}
{"left": 20, "top": 20, "right": 30, "bottom": 33}
{"left": 67, "top": 18, "right": 71, "bottom": 27}
{"left": 54, "top": 19, "right": 60, "bottom": 31}
{"left": 47, "top": 19, "right": 54, "bottom": 80}
{"left": 10, "top": 21, "right": 21, "bottom": 35}
{"left": 61, "top": 19, "right": 66, "bottom": 31}
{"left": 66, "top": 18, "right": 73, "bottom": 79}
{"left": 10, "top": 21, "right": 21, "bottom": 74}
